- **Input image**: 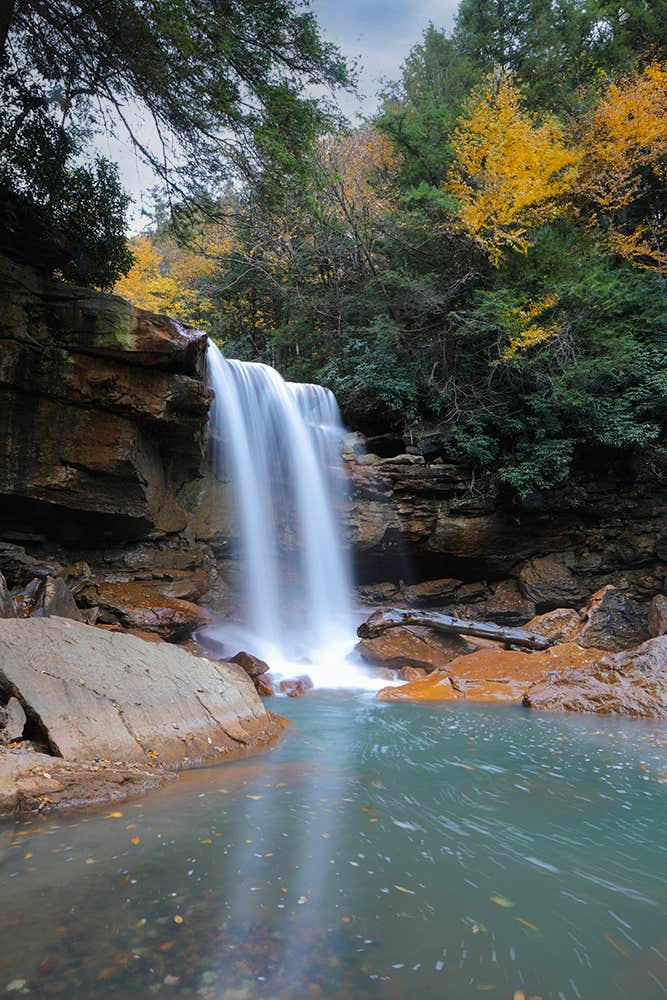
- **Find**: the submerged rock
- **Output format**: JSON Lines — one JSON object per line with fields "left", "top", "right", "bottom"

{"left": 0, "top": 617, "right": 275, "bottom": 765}
{"left": 577, "top": 585, "right": 649, "bottom": 651}
{"left": 523, "top": 636, "right": 667, "bottom": 718}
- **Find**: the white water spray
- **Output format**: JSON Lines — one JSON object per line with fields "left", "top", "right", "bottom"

{"left": 204, "top": 341, "right": 386, "bottom": 689}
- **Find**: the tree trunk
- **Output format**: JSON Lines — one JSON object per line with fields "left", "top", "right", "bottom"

{"left": 357, "top": 608, "right": 552, "bottom": 651}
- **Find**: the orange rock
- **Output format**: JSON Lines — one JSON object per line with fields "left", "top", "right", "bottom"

{"left": 378, "top": 672, "right": 461, "bottom": 702}
{"left": 278, "top": 675, "right": 314, "bottom": 697}
{"left": 83, "top": 581, "right": 211, "bottom": 640}
{"left": 397, "top": 666, "right": 427, "bottom": 681}
{"left": 377, "top": 642, "right": 605, "bottom": 703}
{"left": 256, "top": 674, "right": 277, "bottom": 697}
{"left": 356, "top": 625, "right": 474, "bottom": 672}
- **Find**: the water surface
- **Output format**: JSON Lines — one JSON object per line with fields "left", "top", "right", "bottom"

{"left": 1, "top": 696, "right": 666, "bottom": 998}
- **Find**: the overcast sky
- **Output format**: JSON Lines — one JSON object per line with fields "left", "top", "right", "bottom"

{"left": 110, "top": 0, "right": 458, "bottom": 229}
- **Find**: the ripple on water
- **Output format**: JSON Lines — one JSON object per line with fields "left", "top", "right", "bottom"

{"left": 0, "top": 695, "right": 666, "bottom": 999}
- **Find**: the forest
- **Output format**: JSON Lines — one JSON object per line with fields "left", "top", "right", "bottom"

{"left": 3, "top": 0, "right": 667, "bottom": 497}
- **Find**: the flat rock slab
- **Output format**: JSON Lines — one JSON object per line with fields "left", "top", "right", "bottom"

{"left": 0, "top": 618, "right": 274, "bottom": 766}
{"left": 0, "top": 747, "right": 172, "bottom": 818}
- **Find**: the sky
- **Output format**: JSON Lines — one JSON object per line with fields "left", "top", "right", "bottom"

{"left": 108, "top": 0, "right": 459, "bottom": 229}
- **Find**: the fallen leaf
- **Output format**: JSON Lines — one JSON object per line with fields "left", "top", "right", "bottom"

{"left": 393, "top": 885, "right": 415, "bottom": 895}
{"left": 490, "top": 895, "right": 514, "bottom": 908}
{"left": 515, "top": 916, "right": 539, "bottom": 932}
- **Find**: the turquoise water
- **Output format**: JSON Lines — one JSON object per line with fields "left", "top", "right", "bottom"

{"left": 1, "top": 695, "right": 666, "bottom": 998}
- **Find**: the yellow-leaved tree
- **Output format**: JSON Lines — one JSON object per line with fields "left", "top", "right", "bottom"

{"left": 577, "top": 60, "right": 667, "bottom": 273}
{"left": 115, "top": 226, "right": 232, "bottom": 328}
{"left": 447, "top": 73, "right": 580, "bottom": 265}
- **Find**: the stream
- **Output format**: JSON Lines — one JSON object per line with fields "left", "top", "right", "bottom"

{"left": 1, "top": 695, "right": 666, "bottom": 999}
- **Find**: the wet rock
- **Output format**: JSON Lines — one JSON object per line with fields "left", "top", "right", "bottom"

{"left": 256, "top": 674, "right": 277, "bottom": 697}
{"left": 0, "top": 572, "right": 16, "bottom": 618}
{"left": 378, "top": 672, "right": 462, "bottom": 702}
{"left": 0, "top": 697, "right": 26, "bottom": 742}
{"left": 0, "top": 617, "right": 275, "bottom": 764}
{"left": 397, "top": 666, "right": 427, "bottom": 681}
{"left": 378, "top": 642, "right": 604, "bottom": 704}
{"left": 578, "top": 585, "right": 649, "bottom": 651}
{"left": 81, "top": 580, "right": 211, "bottom": 640}
{"left": 519, "top": 556, "right": 584, "bottom": 609}
{"left": 356, "top": 453, "right": 382, "bottom": 466}
{"left": 523, "top": 636, "right": 667, "bottom": 718}
{"left": 524, "top": 608, "right": 583, "bottom": 644}
{"left": 230, "top": 651, "right": 270, "bottom": 679}
{"left": 648, "top": 595, "right": 667, "bottom": 638}
{"left": 401, "top": 578, "right": 462, "bottom": 606}
{"left": 0, "top": 746, "right": 173, "bottom": 817}
{"left": 357, "top": 617, "right": 475, "bottom": 673}
{"left": 279, "top": 675, "right": 314, "bottom": 697}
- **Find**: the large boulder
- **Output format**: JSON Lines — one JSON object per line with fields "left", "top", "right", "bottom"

{"left": 577, "top": 585, "right": 649, "bottom": 651}
{"left": 0, "top": 617, "right": 275, "bottom": 764}
{"left": 523, "top": 636, "right": 667, "bottom": 718}
{"left": 519, "top": 556, "right": 584, "bottom": 609}
{"left": 357, "top": 611, "right": 475, "bottom": 673}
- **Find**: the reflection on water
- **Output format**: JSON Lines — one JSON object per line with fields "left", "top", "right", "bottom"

{"left": 1, "top": 696, "right": 666, "bottom": 999}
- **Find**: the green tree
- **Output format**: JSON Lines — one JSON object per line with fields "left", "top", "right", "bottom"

{"left": 3, "top": 0, "right": 350, "bottom": 205}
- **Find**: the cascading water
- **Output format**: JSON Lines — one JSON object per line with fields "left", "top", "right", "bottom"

{"left": 204, "top": 340, "right": 385, "bottom": 689}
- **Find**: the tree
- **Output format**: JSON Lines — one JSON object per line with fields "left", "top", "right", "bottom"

{"left": 3, "top": 0, "right": 350, "bottom": 206}
{"left": 446, "top": 72, "right": 580, "bottom": 264}
{"left": 577, "top": 59, "right": 667, "bottom": 272}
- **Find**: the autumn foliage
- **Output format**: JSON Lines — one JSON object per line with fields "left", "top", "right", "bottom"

{"left": 447, "top": 73, "right": 580, "bottom": 265}
{"left": 576, "top": 60, "right": 667, "bottom": 272}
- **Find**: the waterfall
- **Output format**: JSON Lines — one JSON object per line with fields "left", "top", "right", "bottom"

{"left": 205, "top": 341, "right": 383, "bottom": 689}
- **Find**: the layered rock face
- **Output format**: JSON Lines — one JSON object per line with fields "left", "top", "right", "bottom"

{"left": 346, "top": 452, "right": 667, "bottom": 612}
{"left": 0, "top": 255, "right": 220, "bottom": 631}
{"left": 0, "top": 255, "right": 211, "bottom": 545}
